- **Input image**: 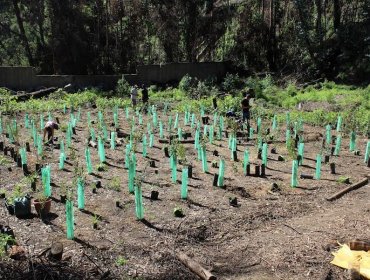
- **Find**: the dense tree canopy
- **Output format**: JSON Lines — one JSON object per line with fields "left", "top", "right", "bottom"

{"left": 0, "top": 0, "right": 369, "bottom": 82}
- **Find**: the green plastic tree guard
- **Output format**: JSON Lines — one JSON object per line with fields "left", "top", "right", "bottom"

{"left": 181, "top": 168, "right": 189, "bottom": 199}
{"left": 201, "top": 145, "right": 208, "bottom": 172}
{"left": 59, "top": 153, "right": 65, "bottom": 170}
{"left": 110, "top": 131, "right": 116, "bottom": 150}
{"left": 85, "top": 148, "right": 93, "bottom": 174}
{"left": 171, "top": 154, "right": 177, "bottom": 182}
{"left": 125, "top": 107, "right": 129, "bottom": 119}
{"left": 262, "top": 143, "right": 268, "bottom": 166}
{"left": 90, "top": 128, "right": 96, "bottom": 142}
{"left": 174, "top": 113, "right": 179, "bottom": 129}
{"left": 42, "top": 166, "right": 51, "bottom": 197}
{"left": 286, "top": 129, "right": 291, "bottom": 148}
{"left": 365, "top": 141, "right": 370, "bottom": 163}
{"left": 142, "top": 134, "right": 147, "bottom": 157}
{"left": 149, "top": 133, "right": 154, "bottom": 148}
{"left": 63, "top": 104, "right": 67, "bottom": 114}
{"left": 87, "top": 112, "right": 91, "bottom": 124}
{"left": 139, "top": 113, "right": 143, "bottom": 125}
{"left": 0, "top": 118, "right": 2, "bottom": 134}
{"left": 217, "top": 159, "right": 225, "bottom": 187}
{"left": 286, "top": 112, "right": 290, "bottom": 126}
{"left": 20, "top": 148, "right": 27, "bottom": 165}
{"left": 191, "top": 113, "right": 195, "bottom": 128}
{"left": 349, "top": 131, "right": 356, "bottom": 152}
{"left": 168, "top": 116, "right": 173, "bottom": 132}
{"left": 114, "top": 112, "right": 118, "bottom": 128}
{"left": 291, "top": 160, "right": 298, "bottom": 187}
{"left": 128, "top": 155, "right": 136, "bottom": 193}
{"left": 124, "top": 145, "right": 131, "bottom": 168}
{"left": 159, "top": 121, "right": 164, "bottom": 138}
{"left": 60, "top": 140, "right": 66, "bottom": 160}
{"left": 243, "top": 150, "right": 250, "bottom": 176}
{"left": 249, "top": 127, "right": 254, "bottom": 139}
{"left": 98, "top": 137, "right": 106, "bottom": 163}
{"left": 25, "top": 114, "right": 29, "bottom": 128}
{"left": 334, "top": 135, "right": 342, "bottom": 156}
{"left": 134, "top": 185, "right": 144, "bottom": 220}
{"left": 40, "top": 115, "right": 44, "bottom": 132}
{"left": 220, "top": 116, "right": 224, "bottom": 132}
{"left": 77, "top": 178, "right": 85, "bottom": 210}
{"left": 298, "top": 142, "right": 304, "bottom": 165}
{"left": 315, "top": 154, "right": 322, "bottom": 180}
{"left": 37, "top": 135, "right": 43, "bottom": 156}
{"left": 203, "top": 125, "right": 208, "bottom": 137}
{"left": 257, "top": 117, "right": 262, "bottom": 133}
{"left": 194, "top": 129, "right": 200, "bottom": 149}
{"left": 66, "top": 200, "right": 74, "bottom": 240}
{"left": 98, "top": 111, "right": 103, "bottom": 124}
{"left": 209, "top": 126, "right": 214, "bottom": 144}
{"left": 325, "top": 125, "right": 331, "bottom": 146}
{"left": 336, "top": 116, "right": 342, "bottom": 132}
{"left": 272, "top": 115, "right": 277, "bottom": 130}
{"left": 178, "top": 127, "right": 183, "bottom": 140}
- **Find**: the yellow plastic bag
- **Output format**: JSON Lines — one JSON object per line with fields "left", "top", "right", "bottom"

{"left": 331, "top": 244, "right": 370, "bottom": 279}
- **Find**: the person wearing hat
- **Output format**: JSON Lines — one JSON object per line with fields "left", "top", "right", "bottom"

{"left": 241, "top": 88, "right": 253, "bottom": 129}
{"left": 43, "top": 120, "right": 59, "bottom": 144}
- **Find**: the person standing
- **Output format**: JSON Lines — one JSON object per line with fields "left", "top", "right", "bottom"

{"left": 142, "top": 84, "right": 148, "bottom": 104}
{"left": 131, "top": 85, "right": 138, "bottom": 107}
{"left": 241, "top": 89, "right": 253, "bottom": 129}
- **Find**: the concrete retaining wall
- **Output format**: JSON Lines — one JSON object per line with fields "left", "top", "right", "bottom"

{"left": 0, "top": 62, "right": 227, "bottom": 91}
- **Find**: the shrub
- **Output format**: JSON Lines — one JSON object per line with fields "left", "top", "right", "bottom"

{"left": 179, "top": 74, "right": 198, "bottom": 92}
{"left": 116, "top": 77, "right": 131, "bottom": 97}
{"left": 222, "top": 73, "right": 244, "bottom": 92}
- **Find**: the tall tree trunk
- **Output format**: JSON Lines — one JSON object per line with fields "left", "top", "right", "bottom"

{"left": 12, "top": 0, "right": 34, "bottom": 65}
{"left": 333, "top": 0, "right": 341, "bottom": 31}
{"left": 315, "top": 0, "right": 323, "bottom": 42}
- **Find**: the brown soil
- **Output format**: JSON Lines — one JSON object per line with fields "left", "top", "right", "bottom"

{"left": 0, "top": 108, "right": 369, "bottom": 280}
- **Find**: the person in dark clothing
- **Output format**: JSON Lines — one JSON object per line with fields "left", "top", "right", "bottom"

{"left": 141, "top": 84, "right": 149, "bottom": 113}
{"left": 241, "top": 89, "right": 252, "bottom": 128}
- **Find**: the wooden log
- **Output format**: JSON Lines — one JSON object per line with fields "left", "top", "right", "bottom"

{"left": 326, "top": 177, "right": 369, "bottom": 201}
{"left": 176, "top": 252, "right": 216, "bottom": 280}
{"left": 17, "top": 87, "right": 57, "bottom": 101}
{"left": 159, "top": 139, "right": 195, "bottom": 144}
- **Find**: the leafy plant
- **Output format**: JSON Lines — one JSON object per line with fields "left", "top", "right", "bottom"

{"left": 0, "top": 233, "right": 15, "bottom": 258}
{"left": 116, "top": 77, "right": 131, "bottom": 97}
{"left": 116, "top": 256, "right": 128, "bottom": 266}
{"left": 96, "top": 162, "right": 108, "bottom": 172}
{"left": 109, "top": 177, "right": 121, "bottom": 192}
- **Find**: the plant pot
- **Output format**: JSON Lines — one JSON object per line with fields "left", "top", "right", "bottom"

{"left": 31, "top": 181, "right": 36, "bottom": 191}
{"left": 92, "top": 188, "right": 97, "bottom": 194}
{"left": 324, "top": 155, "right": 330, "bottom": 163}
{"left": 213, "top": 150, "right": 219, "bottom": 156}
{"left": 0, "top": 141, "right": 3, "bottom": 151}
{"left": 94, "top": 180, "right": 102, "bottom": 188}
{"left": 149, "top": 160, "right": 155, "bottom": 168}
{"left": 270, "top": 147, "right": 277, "bottom": 154}
{"left": 35, "top": 163, "right": 42, "bottom": 175}
{"left": 93, "top": 223, "right": 98, "bottom": 230}
{"left": 0, "top": 192, "right": 5, "bottom": 199}
{"left": 232, "top": 151, "right": 238, "bottom": 161}
{"left": 115, "top": 201, "right": 121, "bottom": 208}
{"left": 300, "top": 174, "right": 314, "bottom": 179}
{"left": 33, "top": 198, "right": 52, "bottom": 218}
{"left": 255, "top": 165, "right": 260, "bottom": 177}
{"left": 202, "top": 116, "right": 209, "bottom": 125}
{"left": 187, "top": 165, "right": 192, "bottom": 178}
{"left": 261, "top": 164, "right": 266, "bottom": 177}
{"left": 246, "top": 164, "right": 250, "bottom": 176}
{"left": 151, "top": 190, "right": 159, "bottom": 200}
{"left": 14, "top": 197, "right": 32, "bottom": 217}
{"left": 22, "top": 164, "right": 29, "bottom": 176}
{"left": 60, "top": 195, "right": 67, "bottom": 204}
{"left": 25, "top": 142, "right": 30, "bottom": 152}
{"left": 164, "top": 147, "right": 170, "bottom": 157}
{"left": 5, "top": 201, "right": 14, "bottom": 215}
{"left": 213, "top": 174, "right": 219, "bottom": 187}
{"left": 229, "top": 197, "right": 238, "bottom": 207}
{"left": 330, "top": 163, "right": 336, "bottom": 174}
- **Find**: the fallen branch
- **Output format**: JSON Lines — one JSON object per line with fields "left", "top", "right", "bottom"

{"left": 176, "top": 252, "right": 216, "bottom": 280}
{"left": 159, "top": 139, "right": 195, "bottom": 144}
{"left": 17, "top": 87, "right": 57, "bottom": 101}
{"left": 326, "top": 177, "right": 369, "bottom": 201}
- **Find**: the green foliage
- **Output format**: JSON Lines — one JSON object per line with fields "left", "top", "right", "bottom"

{"left": 109, "top": 177, "right": 121, "bottom": 192}
{"left": 222, "top": 73, "right": 244, "bottom": 92}
{"left": 179, "top": 74, "right": 198, "bottom": 92}
{"left": 116, "top": 256, "right": 128, "bottom": 266}
{"left": 0, "top": 89, "right": 18, "bottom": 114}
{"left": 116, "top": 77, "right": 131, "bottom": 97}
{"left": 0, "top": 233, "right": 15, "bottom": 258}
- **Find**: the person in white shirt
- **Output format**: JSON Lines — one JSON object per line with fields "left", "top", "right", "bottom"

{"left": 43, "top": 120, "right": 59, "bottom": 144}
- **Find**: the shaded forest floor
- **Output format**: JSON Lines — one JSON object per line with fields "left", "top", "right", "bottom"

{"left": 0, "top": 107, "right": 369, "bottom": 280}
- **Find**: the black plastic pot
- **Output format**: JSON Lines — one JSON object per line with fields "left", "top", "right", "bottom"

{"left": 60, "top": 195, "right": 67, "bottom": 204}
{"left": 270, "top": 147, "right": 277, "bottom": 154}
{"left": 31, "top": 180, "right": 36, "bottom": 191}
{"left": 255, "top": 165, "right": 260, "bottom": 177}
{"left": 213, "top": 174, "right": 219, "bottom": 187}
{"left": 324, "top": 155, "right": 330, "bottom": 163}
{"left": 17, "top": 156, "right": 22, "bottom": 167}
{"left": 246, "top": 164, "right": 250, "bottom": 176}
{"left": 300, "top": 174, "right": 314, "bottom": 179}
{"left": 202, "top": 116, "right": 209, "bottom": 125}
{"left": 25, "top": 142, "right": 30, "bottom": 152}
{"left": 257, "top": 149, "right": 262, "bottom": 160}
{"left": 151, "top": 190, "right": 159, "bottom": 200}
{"left": 149, "top": 160, "right": 155, "bottom": 168}
{"left": 229, "top": 197, "right": 238, "bottom": 207}
{"left": 115, "top": 201, "right": 121, "bottom": 208}
{"left": 5, "top": 201, "right": 14, "bottom": 215}
{"left": 164, "top": 147, "right": 170, "bottom": 158}
{"left": 14, "top": 196, "right": 32, "bottom": 217}
{"left": 213, "top": 150, "right": 219, "bottom": 156}
{"left": 261, "top": 164, "right": 266, "bottom": 177}
{"left": 0, "top": 141, "right": 3, "bottom": 151}
{"left": 330, "top": 163, "right": 336, "bottom": 174}
{"left": 187, "top": 165, "right": 192, "bottom": 178}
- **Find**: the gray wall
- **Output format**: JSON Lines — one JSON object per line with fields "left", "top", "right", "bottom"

{"left": 0, "top": 62, "right": 227, "bottom": 91}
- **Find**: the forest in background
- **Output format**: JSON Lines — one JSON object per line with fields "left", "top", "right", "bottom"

{"left": 0, "top": 0, "right": 369, "bottom": 83}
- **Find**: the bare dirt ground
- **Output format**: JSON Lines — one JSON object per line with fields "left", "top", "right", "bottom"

{"left": 0, "top": 107, "right": 369, "bottom": 280}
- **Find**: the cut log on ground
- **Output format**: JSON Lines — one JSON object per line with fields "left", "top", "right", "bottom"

{"left": 176, "top": 252, "right": 216, "bottom": 280}
{"left": 326, "top": 177, "right": 369, "bottom": 201}
{"left": 17, "top": 87, "right": 57, "bottom": 101}
{"left": 159, "top": 139, "right": 195, "bottom": 144}
{"left": 48, "top": 241, "right": 63, "bottom": 261}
